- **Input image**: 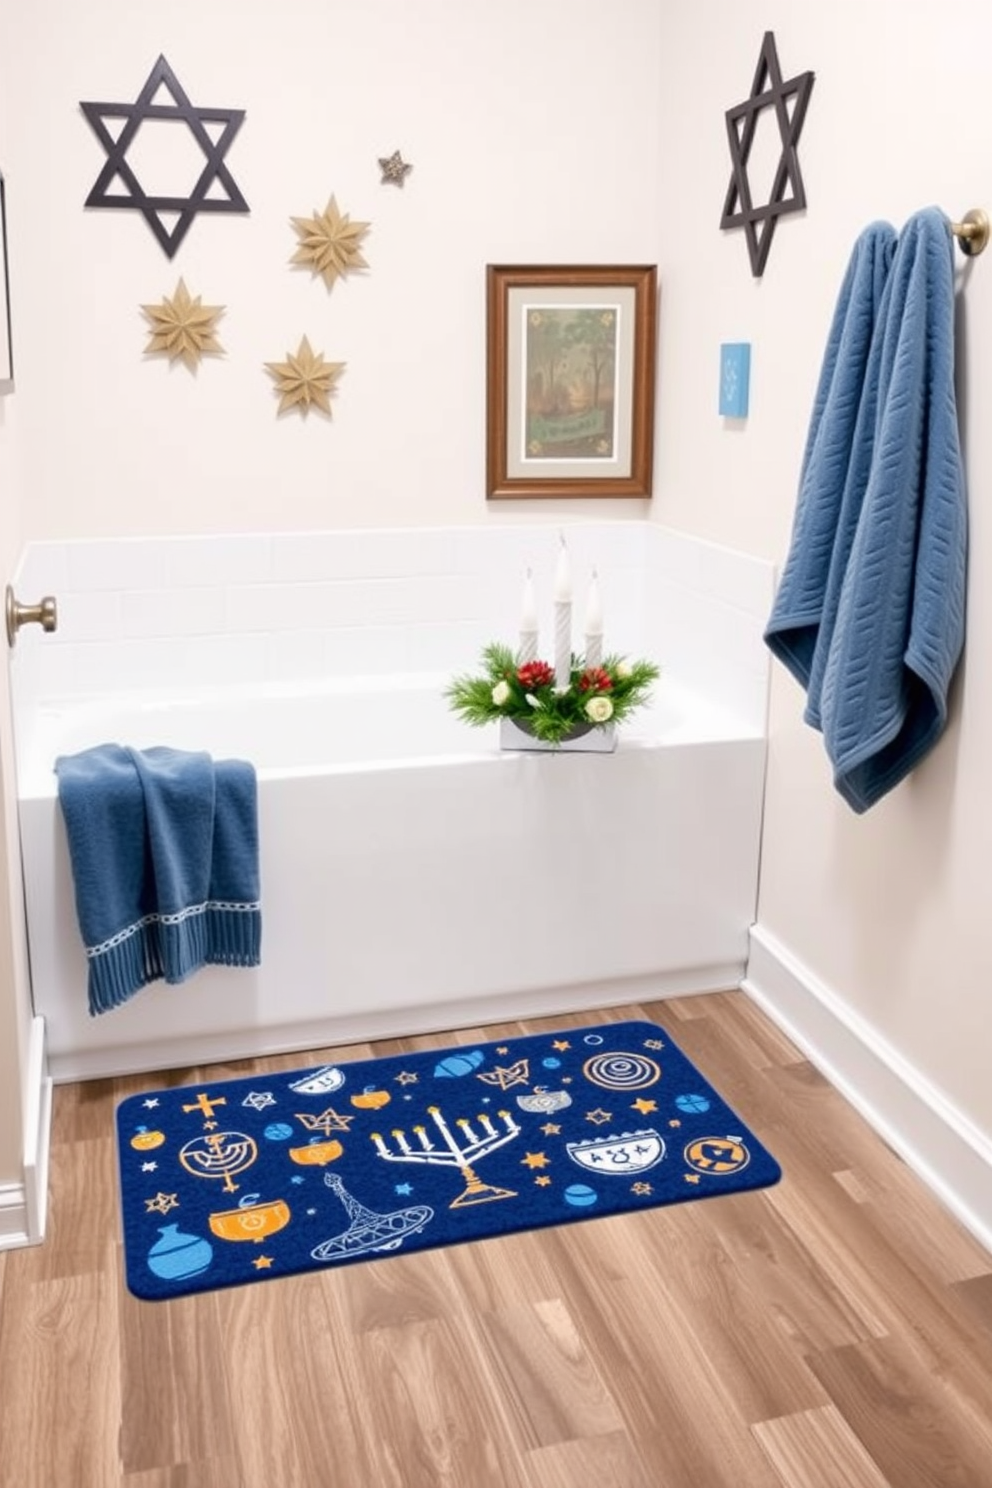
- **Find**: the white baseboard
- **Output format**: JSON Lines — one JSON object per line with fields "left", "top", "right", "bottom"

{"left": 743, "top": 923, "right": 992, "bottom": 1256}
{"left": 0, "top": 1016, "right": 52, "bottom": 1251}
{"left": 46, "top": 964, "right": 743, "bottom": 1084}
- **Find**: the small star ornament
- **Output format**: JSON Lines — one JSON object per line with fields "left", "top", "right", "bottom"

{"left": 290, "top": 195, "right": 370, "bottom": 291}
{"left": 265, "top": 336, "right": 345, "bottom": 418}
{"left": 141, "top": 278, "right": 225, "bottom": 371}
{"left": 378, "top": 150, "right": 412, "bottom": 187}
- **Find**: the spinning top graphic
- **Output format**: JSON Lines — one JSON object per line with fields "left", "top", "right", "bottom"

{"left": 311, "top": 1173, "right": 433, "bottom": 1262}
{"left": 289, "top": 1065, "right": 345, "bottom": 1095}
{"left": 516, "top": 1088, "right": 572, "bottom": 1115}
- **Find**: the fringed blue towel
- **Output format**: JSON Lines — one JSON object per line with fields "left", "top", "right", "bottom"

{"left": 55, "top": 744, "right": 261, "bottom": 1015}
{"left": 764, "top": 219, "right": 898, "bottom": 719}
{"left": 766, "top": 207, "right": 967, "bottom": 812}
{"left": 819, "top": 208, "right": 967, "bottom": 812}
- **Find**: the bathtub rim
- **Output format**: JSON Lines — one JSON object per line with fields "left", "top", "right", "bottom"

{"left": 15, "top": 671, "right": 763, "bottom": 801}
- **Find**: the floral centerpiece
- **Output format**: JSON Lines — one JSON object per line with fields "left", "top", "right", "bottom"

{"left": 445, "top": 642, "right": 661, "bottom": 747}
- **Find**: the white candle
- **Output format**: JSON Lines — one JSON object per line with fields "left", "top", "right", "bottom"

{"left": 554, "top": 538, "right": 572, "bottom": 690}
{"left": 584, "top": 569, "right": 604, "bottom": 669}
{"left": 518, "top": 568, "right": 539, "bottom": 663}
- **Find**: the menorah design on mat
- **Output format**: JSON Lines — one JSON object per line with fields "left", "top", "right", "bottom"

{"left": 179, "top": 1132, "right": 258, "bottom": 1193}
{"left": 371, "top": 1104, "right": 521, "bottom": 1207}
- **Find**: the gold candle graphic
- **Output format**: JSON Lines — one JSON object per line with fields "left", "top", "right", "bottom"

{"left": 371, "top": 1105, "right": 520, "bottom": 1207}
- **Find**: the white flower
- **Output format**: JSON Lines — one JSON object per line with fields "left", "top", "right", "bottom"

{"left": 585, "top": 695, "right": 614, "bottom": 724}
{"left": 615, "top": 660, "right": 633, "bottom": 679}
{"left": 492, "top": 679, "right": 512, "bottom": 706}
{"left": 525, "top": 693, "right": 541, "bottom": 708}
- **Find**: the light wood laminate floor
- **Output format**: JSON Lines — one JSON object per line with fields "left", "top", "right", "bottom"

{"left": 2, "top": 990, "right": 991, "bottom": 1488}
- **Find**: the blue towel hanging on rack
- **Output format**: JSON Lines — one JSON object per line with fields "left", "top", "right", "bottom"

{"left": 765, "top": 207, "right": 967, "bottom": 812}
{"left": 764, "top": 219, "right": 898, "bottom": 717}
{"left": 819, "top": 207, "right": 968, "bottom": 811}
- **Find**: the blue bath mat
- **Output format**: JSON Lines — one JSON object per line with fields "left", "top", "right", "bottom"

{"left": 116, "top": 1019, "right": 782, "bottom": 1300}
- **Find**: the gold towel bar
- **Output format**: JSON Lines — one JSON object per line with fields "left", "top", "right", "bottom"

{"left": 950, "top": 208, "right": 989, "bottom": 256}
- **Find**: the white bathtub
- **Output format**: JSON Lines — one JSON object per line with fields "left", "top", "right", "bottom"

{"left": 18, "top": 673, "right": 767, "bottom": 1081}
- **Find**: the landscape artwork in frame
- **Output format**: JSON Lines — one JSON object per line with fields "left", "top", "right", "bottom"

{"left": 0, "top": 175, "right": 12, "bottom": 393}
{"left": 486, "top": 264, "right": 657, "bottom": 499}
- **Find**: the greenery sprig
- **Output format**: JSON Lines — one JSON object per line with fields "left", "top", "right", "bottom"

{"left": 445, "top": 642, "right": 661, "bottom": 746}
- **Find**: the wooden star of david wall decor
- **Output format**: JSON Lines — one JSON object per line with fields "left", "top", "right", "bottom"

{"left": 720, "top": 31, "right": 815, "bottom": 277}
{"left": 80, "top": 55, "right": 249, "bottom": 259}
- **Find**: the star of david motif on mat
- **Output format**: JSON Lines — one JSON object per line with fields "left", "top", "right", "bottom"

{"left": 719, "top": 31, "right": 814, "bottom": 278}
{"left": 295, "top": 1107, "right": 354, "bottom": 1135}
{"left": 145, "top": 1191, "right": 179, "bottom": 1215}
{"left": 80, "top": 54, "right": 249, "bottom": 258}
{"left": 242, "top": 1091, "right": 277, "bottom": 1112}
{"left": 477, "top": 1060, "right": 529, "bottom": 1092}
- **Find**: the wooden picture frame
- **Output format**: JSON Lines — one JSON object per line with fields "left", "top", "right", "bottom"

{"left": 0, "top": 175, "right": 13, "bottom": 394}
{"left": 486, "top": 264, "right": 657, "bottom": 500}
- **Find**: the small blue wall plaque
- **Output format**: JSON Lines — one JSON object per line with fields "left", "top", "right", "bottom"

{"left": 719, "top": 342, "right": 751, "bottom": 418}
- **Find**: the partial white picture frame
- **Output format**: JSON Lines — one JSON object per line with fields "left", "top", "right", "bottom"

{"left": 0, "top": 174, "right": 13, "bottom": 394}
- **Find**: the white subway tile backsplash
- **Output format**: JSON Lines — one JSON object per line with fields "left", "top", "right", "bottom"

{"left": 162, "top": 534, "right": 274, "bottom": 589}
{"left": 648, "top": 525, "right": 774, "bottom": 619}
{"left": 66, "top": 539, "right": 172, "bottom": 594}
{"left": 262, "top": 629, "right": 328, "bottom": 685}
{"left": 121, "top": 587, "right": 227, "bottom": 639}
{"left": 13, "top": 541, "right": 69, "bottom": 597}
{"left": 226, "top": 573, "right": 483, "bottom": 635}
{"left": 270, "top": 527, "right": 474, "bottom": 583}
{"left": 9, "top": 522, "right": 774, "bottom": 744}
{"left": 52, "top": 590, "right": 123, "bottom": 643}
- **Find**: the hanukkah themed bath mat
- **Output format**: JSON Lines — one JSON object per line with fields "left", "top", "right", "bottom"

{"left": 117, "top": 1019, "right": 782, "bottom": 1300}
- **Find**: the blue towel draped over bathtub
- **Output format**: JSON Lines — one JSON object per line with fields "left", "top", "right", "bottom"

{"left": 55, "top": 744, "right": 261, "bottom": 1015}
{"left": 765, "top": 207, "right": 967, "bottom": 813}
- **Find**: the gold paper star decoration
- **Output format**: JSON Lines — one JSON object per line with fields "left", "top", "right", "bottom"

{"left": 141, "top": 278, "right": 225, "bottom": 371}
{"left": 265, "top": 336, "right": 345, "bottom": 418}
{"left": 378, "top": 150, "right": 413, "bottom": 187}
{"left": 290, "top": 195, "right": 370, "bottom": 291}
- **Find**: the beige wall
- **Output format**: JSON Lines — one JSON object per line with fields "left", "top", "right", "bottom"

{"left": 1, "top": 0, "right": 664, "bottom": 539}
{"left": 654, "top": 1, "right": 992, "bottom": 1145}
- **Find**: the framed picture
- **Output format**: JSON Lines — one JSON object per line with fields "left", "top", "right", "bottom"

{"left": 0, "top": 174, "right": 12, "bottom": 393}
{"left": 486, "top": 263, "right": 657, "bottom": 499}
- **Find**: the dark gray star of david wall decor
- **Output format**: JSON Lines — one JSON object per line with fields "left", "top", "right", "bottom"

{"left": 720, "top": 31, "right": 815, "bottom": 278}
{"left": 81, "top": 54, "right": 249, "bottom": 259}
